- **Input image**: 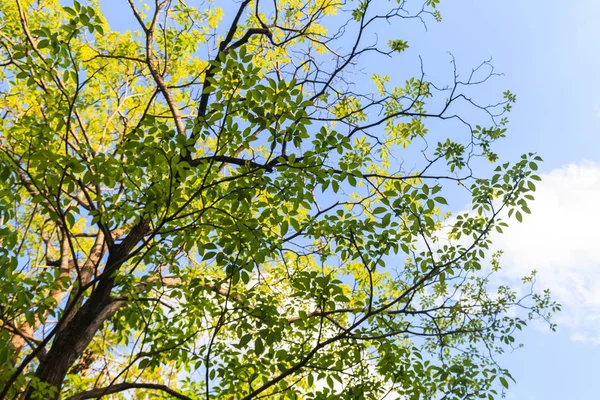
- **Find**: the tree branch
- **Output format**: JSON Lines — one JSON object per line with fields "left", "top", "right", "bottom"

{"left": 67, "top": 382, "right": 192, "bottom": 400}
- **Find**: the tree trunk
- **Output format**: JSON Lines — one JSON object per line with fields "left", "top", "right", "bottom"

{"left": 25, "top": 222, "right": 148, "bottom": 398}
{"left": 26, "top": 273, "right": 116, "bottom": 398}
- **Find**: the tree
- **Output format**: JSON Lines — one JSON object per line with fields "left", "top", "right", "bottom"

{"left": 0, "top": 0, "right": 558, "bottom": 399}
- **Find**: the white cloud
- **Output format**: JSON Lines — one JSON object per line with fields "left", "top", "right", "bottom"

{"left": 493, "top": 162, "right": 600, "bottom": 343}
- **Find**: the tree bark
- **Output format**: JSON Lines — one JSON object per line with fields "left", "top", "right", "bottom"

{"left": 25, "top": 222, "right": 149, "bottom": 398}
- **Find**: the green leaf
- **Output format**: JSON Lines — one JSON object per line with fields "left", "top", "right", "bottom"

{"left": 434, "top": 196, "right": 448, "bottom": 205}
{"left": 63, "top": 6, "right": 76, "bottom": 16}
{"left": 239, "top": 334, "right": 252, "bottom": 348}
{"left": 254, "top": 337, "right": 265, "bottom": 355}
{"left": 516, "top": 211, "right": 522, "bottom": 222}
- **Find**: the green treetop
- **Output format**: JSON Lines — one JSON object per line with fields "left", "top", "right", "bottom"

{"left": 0, "top": 0, "right": 558, "bottom": 399}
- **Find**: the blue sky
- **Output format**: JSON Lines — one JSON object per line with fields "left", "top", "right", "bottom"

{"left": 100, "top": 0, "right": 600, "bottom": 398}
{"left": 411, "top": 1, "right": 600, "bottom": 399}
{"left": 432, "top": 0, "right": 600, "bottom": 168}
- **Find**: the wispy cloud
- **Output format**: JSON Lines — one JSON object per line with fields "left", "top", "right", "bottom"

{"left": 493, "top": 162, "right": 600, "bottom": 343}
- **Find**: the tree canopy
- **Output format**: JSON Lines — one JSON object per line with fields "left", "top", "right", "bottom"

{"left": 0, "top": 0, "right": 558, "bottom": 399}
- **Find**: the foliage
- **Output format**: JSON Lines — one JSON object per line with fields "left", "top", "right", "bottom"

{"left": 0, "top": 0, "right": 558, "bottom": 399}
